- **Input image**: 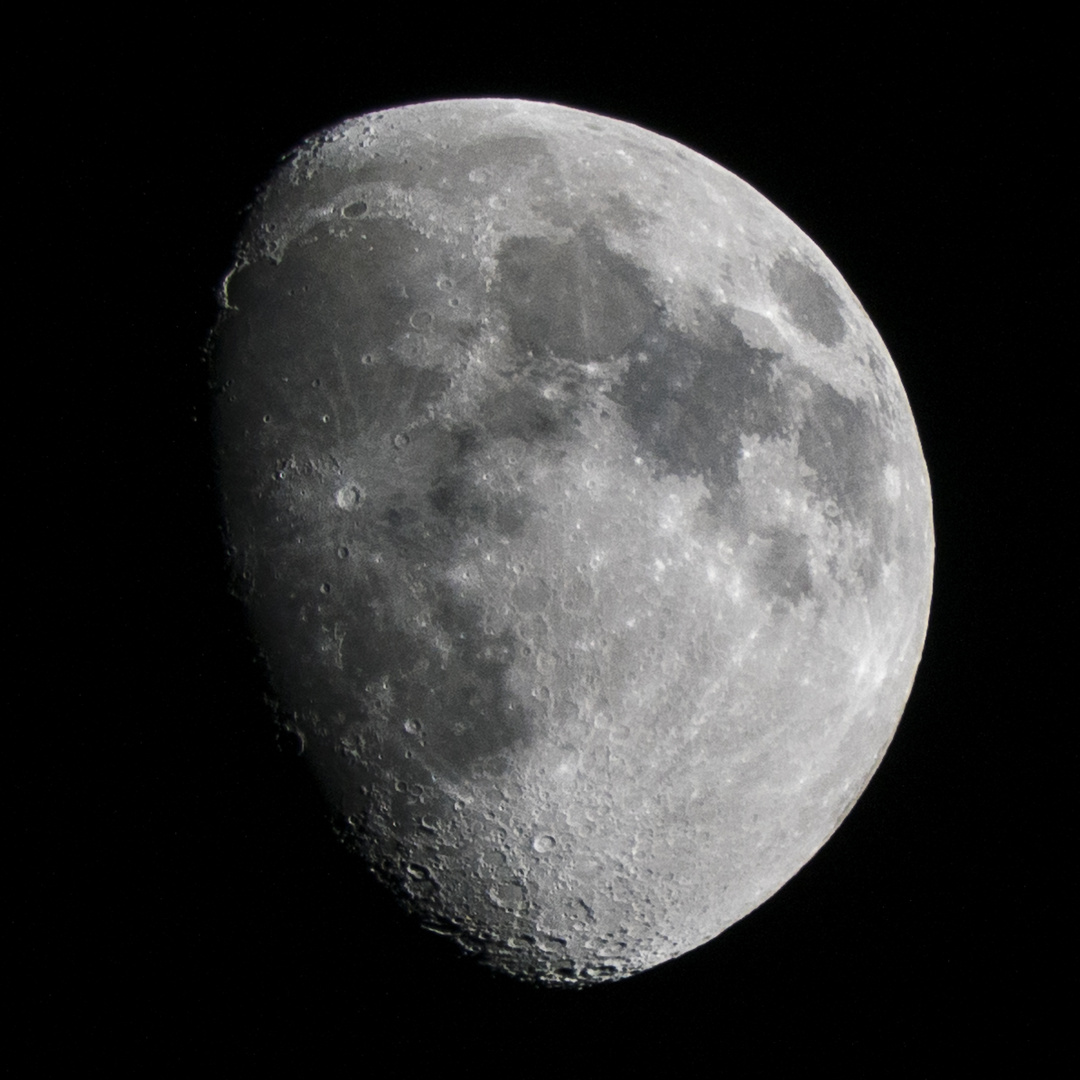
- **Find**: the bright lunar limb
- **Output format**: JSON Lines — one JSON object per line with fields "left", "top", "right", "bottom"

{"left": 211, "top": 99, "right": 933, "bottom": 985}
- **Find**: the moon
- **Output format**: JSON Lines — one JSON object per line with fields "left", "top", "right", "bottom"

{"left": 210, "top": 99, "right": 933, "bottom": 985}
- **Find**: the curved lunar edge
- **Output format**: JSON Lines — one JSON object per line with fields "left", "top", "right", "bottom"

{"left": 210, "top": 99, "right": 934, "bottom": 986}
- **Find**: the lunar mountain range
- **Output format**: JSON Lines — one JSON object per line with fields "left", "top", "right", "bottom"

{"left": 210, "top": 99, "right": 933, "bottom": 984}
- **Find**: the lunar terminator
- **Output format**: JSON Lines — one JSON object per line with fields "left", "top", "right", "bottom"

{"left": 211, "top": 99, "right": 933, "bottom": 984}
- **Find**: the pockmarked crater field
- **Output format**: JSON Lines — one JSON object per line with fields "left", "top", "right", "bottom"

{"left": 210, "top": 99, "right": 933, "bottom": 985}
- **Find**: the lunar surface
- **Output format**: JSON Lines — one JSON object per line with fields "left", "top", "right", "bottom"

{"left": 210, "top": 99, "right": 933, "bottom": 985}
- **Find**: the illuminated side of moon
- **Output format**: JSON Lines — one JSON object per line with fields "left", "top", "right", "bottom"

{"left": 211, "top": 99, "right": 933, "bottom": 985}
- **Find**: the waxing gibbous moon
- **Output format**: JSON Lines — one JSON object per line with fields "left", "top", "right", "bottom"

{"left": 210, "top": 99, "right": 933, "bottom": 985}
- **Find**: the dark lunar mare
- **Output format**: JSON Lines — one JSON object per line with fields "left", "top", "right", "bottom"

{"left": 608, "top": 305, "right": 787, "bottom": 496}
{"left": 496, "top": 230, "right": 653, "bottom": 362}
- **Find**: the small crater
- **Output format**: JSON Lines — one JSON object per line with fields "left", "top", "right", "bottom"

{"left": 278, "top": 729, "right": 305, "bottom": 756}
{"left": 532, "top": 834, "right": 556, "bottom": 853}
{"left": 342, "top": 200, "right": 368, "bottom": 218}
{"left": 489, "top": 881, "right": 528, "bottom": 911}
{"left": 335, "top": 485, "right": 365, "bottom": 510}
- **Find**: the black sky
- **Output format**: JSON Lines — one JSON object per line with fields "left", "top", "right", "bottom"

{"left": 19, "top": 14, "right": 1066, "bottom": 1071}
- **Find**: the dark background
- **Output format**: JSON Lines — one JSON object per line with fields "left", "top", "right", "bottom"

{"left": 21, "top": 14, "right": 1064, "bottom": 1070}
